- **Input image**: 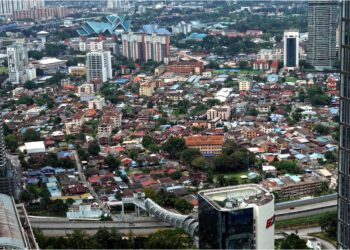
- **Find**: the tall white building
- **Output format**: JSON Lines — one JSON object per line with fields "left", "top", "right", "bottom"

{"left": 198, "top": 185, "right": 275, "bottom": 249}
{"left": 7, "top": 43, "right": 28, "bottom": 84}
{"left": 283, "top": 30, "right": 299, "bottom": 70}
{"left": 0, "top": 0, "right": 44, "bottom": 15}
{"left": 307, "top": 0, "right": 338, "bottom": 70}
{"left": 107, "top": 0, "right": 130, "bottom": 11}
{"left": 86, "top": 51, "right": 112, "bottom": 84}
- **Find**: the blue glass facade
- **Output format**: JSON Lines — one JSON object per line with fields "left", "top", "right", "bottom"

{"left": 198, "top": 195, "right": 255, "bottom": 249}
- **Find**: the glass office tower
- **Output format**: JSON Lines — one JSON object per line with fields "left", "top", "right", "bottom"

{"left": 283, "top": 31, "right": 299, "bottom": 70}
{"left": 339, "top": 1, "right": 350, "bottom": 248}
{"left": 198, "top": 185, "right": 274, "bottom": 249}
{"left": 0, "top": 113, "right": 16, "bottom": 197}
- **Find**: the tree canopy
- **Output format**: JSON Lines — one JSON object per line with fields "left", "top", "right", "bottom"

{"left": 161, "top": 137, "right": 187, "bottom": 159}
{"left": 145, "top": 229, "right": 193, "bottom": 249}
{"left": 280, "top": 234, "right": 308, "bottom": 249}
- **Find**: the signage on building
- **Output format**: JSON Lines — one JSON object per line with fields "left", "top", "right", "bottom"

{"left": 266, "top": 215, "right": 275, "bottom": 229}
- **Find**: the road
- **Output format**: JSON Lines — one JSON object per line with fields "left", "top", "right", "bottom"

{"left": 72, "top": 150, "right": 110, "bottom": 216}
{"left": 7, "top": 153, "right": 23, "bottom": 197}
{"left": 29, "top": 217, "right": 170, "bottom": 236}
{"left": 275, "top": 200, "right": 337, "bottom": 220}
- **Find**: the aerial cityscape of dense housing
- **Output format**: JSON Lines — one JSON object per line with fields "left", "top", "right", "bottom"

{"left": 0, "top": 0, "right": 345, "bottom": 249}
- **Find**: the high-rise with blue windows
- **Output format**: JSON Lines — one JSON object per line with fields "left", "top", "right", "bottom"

{"left": 339, "top": 1, "right": 350, "bottom": 248}
{"left": 0, "top": 113, "right": 16, "bottom": 197}
{"left": 284, "top": 30, "right": 299, "bottom": 70}
{"left": 198, "top": 185, "right": 275, "bottom": 249}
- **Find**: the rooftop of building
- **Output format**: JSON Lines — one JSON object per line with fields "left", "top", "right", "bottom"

{"left": 77, "top": 15, "right": 131, "bottom": 36}
{"left": 37, "top": 57, "right": 66, "bottom": 65}
{"left": 185, "top": 135, "right": 224, "bottom": 146}
{"left": 198, "top": 184, "right": 274, "bottom": 211}
{"left": 0, "top": 194, "right": 26, "bottom": 249}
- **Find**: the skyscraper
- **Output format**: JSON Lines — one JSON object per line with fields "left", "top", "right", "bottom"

{"left": 339, "top": 1, "right": 350, "bottom": 248}
{"left": 283, "top": 30, "right": 299, "bottom": 70}
{"left": 86, "top": 51, "right": 112, "bottom": 84}
{"left": 7, "top": 43, "right": 28, "bottom": 85}
{"left": 0, "top": 0, "right": 44, "bottom": 15}
{"left": 307, "top": 0, "right": 338, "bottom": 70}
{"left": 198, "top": 185, "right": 275, "bottom": 249}
{"left": 0, "top": 113, "right": 16, "bottom": 197}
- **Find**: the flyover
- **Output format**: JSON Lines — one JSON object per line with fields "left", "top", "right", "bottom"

{"left": 29, "top": 193, "right": 337, "bottom": 236}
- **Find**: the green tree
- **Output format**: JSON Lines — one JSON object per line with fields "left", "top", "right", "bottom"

{"left": 307, "top": 86, "right": 331, "bottom": 106}
{"left": 54, "top": 117, "right": 62, "bottom": 125}
{"left": 93, "top": 227, "right": 125, "bottom": 248}
{"left": 298, "top": 89, "right": 306, "bottom": 102}
{"left": 280, "top": 233, "right": 308, "bottom": 249}
{"left": 105, "top": 154, "right": 120, "bottom": 171}
{"left": 28, "top": 50, "right": 44, "bottom": 60}
{"left": 176, "top": 100, "right": 191, "bottom": 114}
{"left": 191, "top": 156, "right": 208, "bottom": 170}
{"left": 238, "top": 61, "right": 251, "bottom": 70}
{"left": 145, "top": 229, "right": 193, "bottom": 249}
{"left": 5, "top": 134, "right": 18, "bottom": 152}
{"left": 24, "top": 80, "right": 36, "bottom": 90}
{"left": 22, "top": 128, "right": 41, "bottom": 142}
{"left": 214, "top": 154, "right": 235, "bottom": 172}
{"left": 247, "top": 108, "right": 259, "bottom": 116}
{"left": 207, "top": 99, "right": 221, "bottom": 107}
{"left": 180, "top": 148, "right": 201, "bottom": 166}
{"left": 45, "top": 44, "right": 67, "bottom": 57}
{"left": 60, "top": 157, "right": 75, "bottom": 169}
{"left": 324, "top": 151, "right": 337, "bottom": 163}
{"left": 314, "top": 123, "right": 330, "bottom": 135}
{"left": 17, "top": 96, "right": 34, "bottom": 106}
{"left": 88, "top": 143, "right": 100, "bottom": 156}
{"left": 273, "top": 160, "right": 302, "bottom": 174}
{"left": 66, "top": 229, "right": 99, "bottom": 249}
{"left": 291, "top": 111, "right": 302, "bottom": 122}
{"left": 174, "top": 198, "right": 193, "bottom": 214}
{"left": 142, "top": 135, "right": 155, "bottom": 148}
{"left": 319, "top": 211, "right": 337, "bottom": 238}
{"left": 161, "top": 137, "right": 187, "bottom": 159}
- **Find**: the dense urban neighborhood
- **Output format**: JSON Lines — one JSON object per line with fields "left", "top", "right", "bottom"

{"left": 0, "top": 0, "right": 344, "bottom": 249}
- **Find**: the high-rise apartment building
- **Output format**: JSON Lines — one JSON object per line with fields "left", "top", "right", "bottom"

{"left": 198, "top": 185, "right": 275, "bottom": 249}
{"left": 338, "top": 1, "right": 350, "bottom": 248}
{"left": 86, "top": 51, "right": 112, "bottom": 84}
{"left": 107, "top": 0, "right": 130, "bottom": 11}
{"left": 12, "top": 6, "right": 68, "bottom": 20}
{"left": 7, "top": 43, "right": 28, "bottom": 85}
{"left": 122, "top": 32, "right": 170, "bottom": 62}
{"left": 307, "top": 0, "right": 338, "bottom": 70}
{"left": 0, "top": 113, "right": 16, "bottom": 197}
{"left": 0, "top": 0, "right": 44, "bottom": 15}
{"left": 283, "top": 31, "right": 299, "bottom": 70}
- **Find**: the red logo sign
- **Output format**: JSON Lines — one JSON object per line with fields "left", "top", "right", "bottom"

{"left": 266, "top": 215, "right": 275, "bottom": 229}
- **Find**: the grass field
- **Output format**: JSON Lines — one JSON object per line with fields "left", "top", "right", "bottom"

{"left": 214, "top": 170, "right": 250, "bottom": 184}
{"left": 276, "top": 213, "right": 327, "bottom": 229}
{"left": 0, "top": 67, "right": 8, "bottom": 74}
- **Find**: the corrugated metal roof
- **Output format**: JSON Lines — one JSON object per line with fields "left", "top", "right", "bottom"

{"left": 0, "top": 194, "right": 26, "bottom": 249}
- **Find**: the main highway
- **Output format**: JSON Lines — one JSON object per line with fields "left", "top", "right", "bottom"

{"left": 29, "top": 195, "right": 337, "bottom": 236}
{"left": 275, "top": 199, "right": 337, "bottom": 220}
{"left": 29, "top": 216, "right": 171, "bottom": 236}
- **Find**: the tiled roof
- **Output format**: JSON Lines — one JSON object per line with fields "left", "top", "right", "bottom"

{"left": 77, "top": 15, "right": 131, "bottom": 36}
{"left": 185, "top": 135, "right": 224, "bottom": 146}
